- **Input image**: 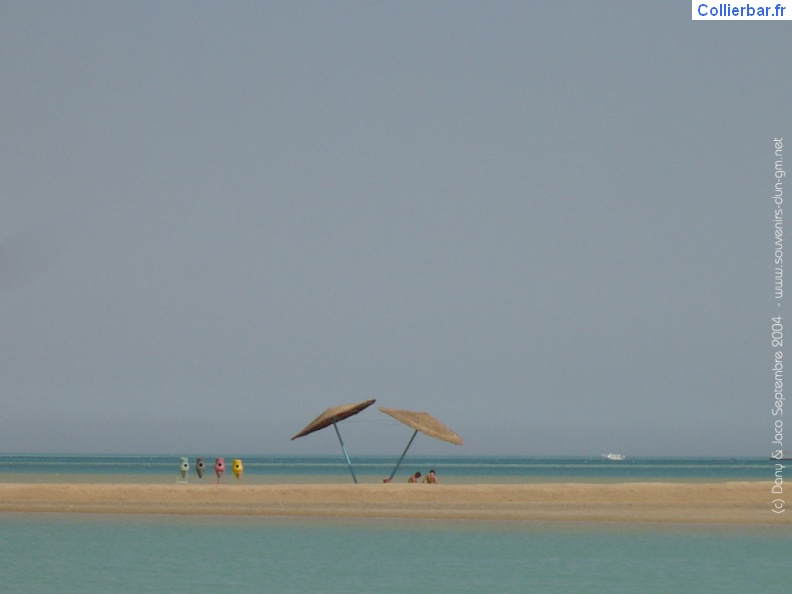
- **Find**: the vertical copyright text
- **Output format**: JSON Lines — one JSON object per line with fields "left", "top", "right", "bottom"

{"left": 771, "top": 137, "right": 785, "bottom": 514}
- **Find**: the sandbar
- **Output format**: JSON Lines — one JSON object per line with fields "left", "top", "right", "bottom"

{"left": 0, "top": 482, "right": 786, "bottom": 524}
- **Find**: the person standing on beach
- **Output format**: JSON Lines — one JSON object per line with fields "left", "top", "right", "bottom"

{"left": 408, "top": 471, "right": 421, "bottom": 483}
{"left": 423, "top": 469, "right": 439, "bottom": 484}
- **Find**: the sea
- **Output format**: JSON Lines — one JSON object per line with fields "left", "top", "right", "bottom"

{"left": 0, "top": 454, "right": 775, "bottom": 483}
{"left": 1, "top": 455, "right": 789, "bottom": 593}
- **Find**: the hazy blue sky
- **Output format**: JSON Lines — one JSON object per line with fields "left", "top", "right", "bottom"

{"left": 1, "top": 2, "right": 788, "bottom": 456}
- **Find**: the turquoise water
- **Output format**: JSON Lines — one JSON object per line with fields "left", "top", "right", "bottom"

{"left": 0, "top": 454, "right": 772, "bottom": 482}
{"left": 1, "top": 514, "right": 789, "bottom": 593}
{"left": 1, "top": 455, "right": 788, "bottom": 591}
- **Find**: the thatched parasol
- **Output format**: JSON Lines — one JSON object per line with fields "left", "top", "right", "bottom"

{"left": 379, "top": 407, "right": 464, "bottom": 445}
{"left": 379, "top": 407, "right": 463, "bottom": 480}
{"left": 291, "top": 399, "right": 375, "bottom": 483}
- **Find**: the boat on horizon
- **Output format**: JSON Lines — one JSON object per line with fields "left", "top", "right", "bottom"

{"left": 603, "top": 453, "right": 626, "bottom": 461}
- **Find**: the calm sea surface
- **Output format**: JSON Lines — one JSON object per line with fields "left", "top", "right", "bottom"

{"left": 2, "top": 455, "right": 787, "bottom": 592}
{"left": 1, "top": 514, "right": 789, "bottom": 593}
{"left": 0, "top": 454, "right": 773, "bottom": 483}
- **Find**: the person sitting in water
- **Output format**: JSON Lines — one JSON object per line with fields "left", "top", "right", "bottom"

{"left": 423, "top": 469, "right": 439, "bottom": 484}
{"left": 408, "top": 471, "right": 421, "bottom": 483}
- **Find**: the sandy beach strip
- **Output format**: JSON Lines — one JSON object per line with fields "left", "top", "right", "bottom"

{"left": 0, "top": 482, "right": 787, "bottom": 524}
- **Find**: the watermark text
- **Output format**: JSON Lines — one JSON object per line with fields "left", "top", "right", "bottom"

{"left": 771, "top": 137, "right": 785, "bottom": 514}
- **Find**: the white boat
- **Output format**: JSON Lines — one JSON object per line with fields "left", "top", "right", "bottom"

{"left": 603, "top": 453, "right": 625, "bottom": 461}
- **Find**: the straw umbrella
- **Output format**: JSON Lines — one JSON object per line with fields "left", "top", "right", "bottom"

{"left": 291, "top": 399, "right": 375, "bottom": 483}
{"left": 379, "top": 407, "right": 463, "bottom": 481}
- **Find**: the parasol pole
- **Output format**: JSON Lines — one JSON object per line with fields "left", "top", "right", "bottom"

{"left": 387, "top": 429, "right": 419, "bottom": 481}
{"left": 332, "top": 418, "right": 358, "bottom": 484}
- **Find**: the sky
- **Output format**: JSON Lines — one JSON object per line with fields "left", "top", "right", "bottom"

{"left": 1, "top": 2, "right": 788, "bottom": 457}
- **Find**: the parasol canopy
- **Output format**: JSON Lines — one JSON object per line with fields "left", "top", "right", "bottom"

{"left": 379, "top": 407, "right": 463, "bottom": 481}
{"left": 290, "top": 399, "right": 376, "bottom": 483}
{"left": 379, "top": 407, "right": 464, "bottom": 445}
{"left": 291, "top": 399, "right": 376, "bottom": 440}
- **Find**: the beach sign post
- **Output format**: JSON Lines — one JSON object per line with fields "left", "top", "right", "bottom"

{"left": 177, "top": 457, "right": 189, "bottom": 483}
{"left": 291, "top": 399, "right": 376, "bottom": 484}
{"left": 214, "top": 458, "right": 225, "bottom": 483}
{"left": 379, "top": 407, "right": 464, "bottom": 481}
{"left": 232, "top": 459, "right": 244, "bottom": 480}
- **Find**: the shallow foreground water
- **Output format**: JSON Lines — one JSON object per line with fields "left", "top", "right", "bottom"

{"left": 2, "top": 513, "right": 789, "bottom": 594}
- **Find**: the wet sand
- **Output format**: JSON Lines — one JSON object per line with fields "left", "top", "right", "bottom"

{"left": 0, "top": 481, "right": 786, "bottom": 524}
